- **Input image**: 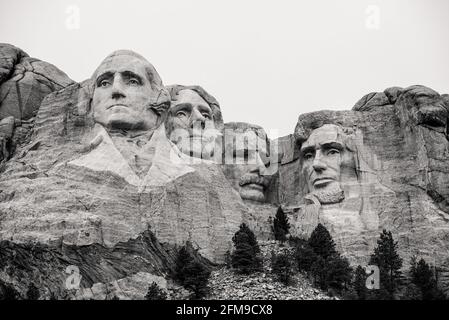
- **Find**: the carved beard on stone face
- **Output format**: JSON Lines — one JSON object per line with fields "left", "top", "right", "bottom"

{"left": 165, "top": 89, "right": 218, "bottom": 159}
{"left": 92, "top": 54, "right": 160, "bottom": 131}
{"left": 224, "top": 127, "right": 272, "bottom": 202}
{"left": 300, "top": 124, "right": 355, "bottom": 205}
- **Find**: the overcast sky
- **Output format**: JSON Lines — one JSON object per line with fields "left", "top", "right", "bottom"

{"left": 1, "top": 0, "right": 448, "bottom": 138}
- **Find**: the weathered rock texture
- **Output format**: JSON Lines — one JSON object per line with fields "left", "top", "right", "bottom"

{"left": 208, "top": 241, "right": 332, "bottom": 300}
{"left": 0, "top": 79, "right": 244, "bottom": 298}
{"left": 0, "top": 43, "right": 73, "bottom": 120}
{"left": 1, "top": 44, "right": 449, "bottom": 299}
{"left": 0, "top": 43, "right": 73, "bottom": 163}
{"left": 274, "top": 85, "right": 449, "bottom": 292}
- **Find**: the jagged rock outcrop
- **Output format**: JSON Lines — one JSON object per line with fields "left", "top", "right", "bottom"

{"left": 0, "top": 43, "right": 74, "bottom": 120}
{"left": 0, "top": 43, "right": 74, "bottom": 163}
{"left": 0, "top": 231, "right": 177, "bottom": 299}
{"left": 1, "top": 44, "right": 449, "bottom": 299}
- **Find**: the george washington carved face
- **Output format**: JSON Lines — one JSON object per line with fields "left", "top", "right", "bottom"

{"left": 91, "top": 51, "right": 169, "bottom": 132}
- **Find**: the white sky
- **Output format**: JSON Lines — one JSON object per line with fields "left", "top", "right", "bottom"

{"left": 1, "top": 0, "right": 448, "bottom": 138}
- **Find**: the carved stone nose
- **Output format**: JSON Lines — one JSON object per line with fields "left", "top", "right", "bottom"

{"left": 312, "top": 159, "right": 326, "bottom": 171}
{"left": 112, "top": 91, "right": 125, "bottom": 100}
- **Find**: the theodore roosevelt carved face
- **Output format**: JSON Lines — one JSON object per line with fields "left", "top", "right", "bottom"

{"left": 222, "top": 123, "right": 272, "bottom": 202}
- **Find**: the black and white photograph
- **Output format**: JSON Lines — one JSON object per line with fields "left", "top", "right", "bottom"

{"left": 0, "top": 0, "right": 449, "bottom": 312}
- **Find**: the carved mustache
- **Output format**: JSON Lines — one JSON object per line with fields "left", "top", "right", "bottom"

{"left": 239, "top": 174, "right": 270, "bottom": 188}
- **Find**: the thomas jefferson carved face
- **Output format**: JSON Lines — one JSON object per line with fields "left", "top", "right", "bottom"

{"left": 92, "top": 53, "right": 162, "bottom": 131}
{"left": 223, "top": 124, "right": 272, "bottom": 202}
{"left": 300, "top": 124, "right": 355, "bottom": 204}
{"left": 166, "top": 89, "right": 218, "bottom": 159}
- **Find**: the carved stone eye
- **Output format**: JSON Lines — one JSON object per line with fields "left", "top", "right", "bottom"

{"left": 99, "top": 80, "right": 110, "bottom": 87}
{"left": 304, "top": 152, "right": 314, "bottom": 160}
{"left": 128, "top": 78, "right": 140, "bottom": 86}
{"left": 327, "top": 149, "right": 340, "bottom": 156}
{"left": 202, "top": 113, "right": 211, "bottom": 119}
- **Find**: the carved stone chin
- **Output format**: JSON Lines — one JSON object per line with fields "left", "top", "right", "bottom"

{"left": 309, "top": 181, "right": 345, "bottom": 205}
{"left": 239, "top": 186, "right": 266, "bottom": 202}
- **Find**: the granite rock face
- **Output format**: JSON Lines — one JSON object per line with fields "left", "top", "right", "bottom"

{"left": 0, "top": 81, "right": 244, "bottom": 259}
{"left": 0, "top": 43, "right": 73, "bottom": 120}
{"left": 0, "top": 43, "right": 74, "bottom": 164}
{"left": 275, "top": 85, "right": 449, "bottom": 292}
{"left": 1, "top": 44, "right": 449, "bottom": 299}
{"left": 0, "top": 79, "right": 243, "bottom": 297}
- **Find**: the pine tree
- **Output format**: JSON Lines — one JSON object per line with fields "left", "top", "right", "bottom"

{"left": 271, "top": 252, "right": 294, "bottom": 285}
{"left": 231, "top": 223, "right": 262, "bottom": 274}
{"left": 353, "top": 265, "right": 367, "bottom": 300}
{"left": 145, "top": 282, "right": 168, "bottom": 300}
{"left": 308, "top": 223, "right": 337, "bottom": 259}
{"left": 402, "top": 282, "right": 422, "bottom": 300}
{"left": 26, "top": 283, "right": 40, "bottom": 300}
{"left": 306, "top": 224, "right": 353, "bottom": 293}
{"left": 410, "top": 258, "right": 446, "bottom": 300}
{"left": 273, "top": 206, "right": 290, "bottom": 243}
{"left": 174, "top": 245, "right": 194, "bottom": 284}
{"left": 325, "top": 254, "right": 352, "bottom": 291}
{"left": 369, "top": 230, "right": 403, "bottom": 299}
{"left": 294, "top": 240, "right": 317, "bottom": 273}
{"left": 174, "top": 243, "right": 211, "bottom": 299}
{"left": 233, "top": 223, "right": 260, "bottom": 254}
{"left": 182, "top": 261, "right": 211, "bottom": 299}
{"left": 0, "top": 279, "right": 20, "bottom": 300}
{"left": 311, "top": 256, "right": 327, "bottom": 290}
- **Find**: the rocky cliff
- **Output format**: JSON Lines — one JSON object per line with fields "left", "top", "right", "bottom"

{"left": 0, "top": 43, "right": 74, "bottom": 163}
{"left": 1, "top": 43, "right": 449, "bottom": 299}
{"left": 0, "top": 78, "right": 246, "bottom": 298}
{"left": 274, "top": 85, "right": 449, "bottom": 292}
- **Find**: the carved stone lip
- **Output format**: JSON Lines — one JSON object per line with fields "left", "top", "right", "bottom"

{"left": 312, "top": 177, "right": 335, "bottom": 187}
{"left": 107, "top": 104, "right": 128, "bottom": 110}
{"left": 242, "top": 183, "right": 264, "bottom": 191}
{"left": 239, "top": 175, "right": 269, "bottom": 188}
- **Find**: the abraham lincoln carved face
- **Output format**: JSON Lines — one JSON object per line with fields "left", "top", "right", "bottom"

{"left": 298, "top": 124, "right": 356, "bottom": 204}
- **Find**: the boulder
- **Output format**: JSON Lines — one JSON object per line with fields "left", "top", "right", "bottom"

{"left": 0, "top": 43, "right": 74, "bottom": 120}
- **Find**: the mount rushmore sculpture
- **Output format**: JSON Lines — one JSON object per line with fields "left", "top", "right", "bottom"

{"left": 1, "top": 43, "right": 449, "bottom": 298}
